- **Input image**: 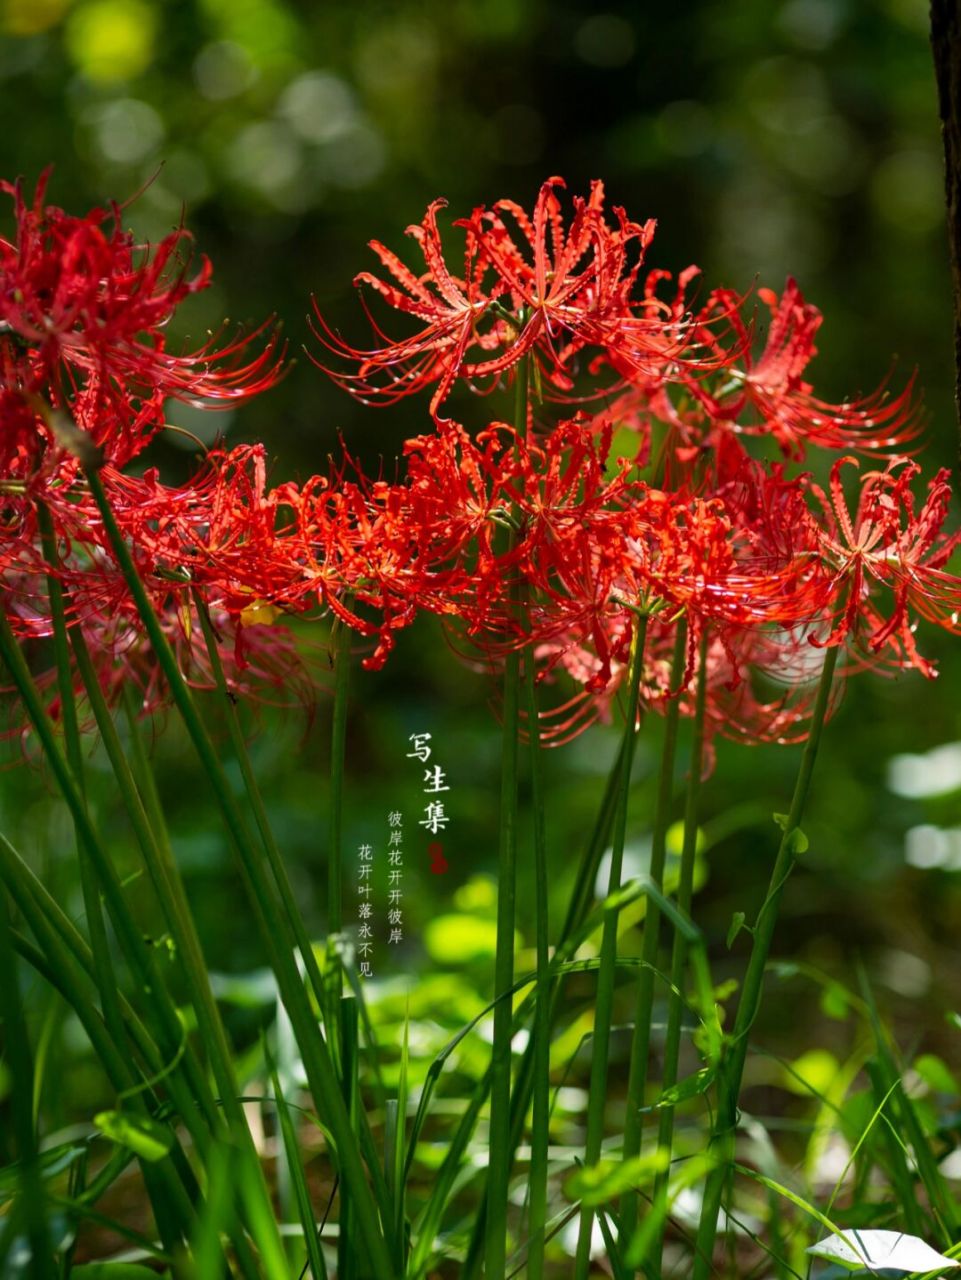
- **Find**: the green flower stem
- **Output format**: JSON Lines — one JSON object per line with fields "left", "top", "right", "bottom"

{"left": 618, "top": 619, "right": 687, "bottom": 1245}
{"left": 35, "top": 505, "right": 82, "bottom": 786}
{"left": 36, "top": 503, "right": 127, "bottom": 1055}
{"left": 649, "top": 629, "right": 710, "bottom": 1278}
{"left": 459, "top": 733, "right": 625, "bottom": 1278}
{"left": 327, "top": 616, "right": 350, "bottom": 1031}
{"left": 192, "top": 595, "right": 329, "bottom": 1014}
{"left": 338, "top": 995, "right": 360, "bottom": 1280}
{"left": 574, "top": 614, "right": 649, "bottom": 1280}
{"left": 693, "top": 640, "right": 839, "bottom": 1279}
{"left": 0, "top": 892, "right": 57, "bottom": 1280}
{"left": 83, "top": 468, "right": 395, "bottom": 1276}
{"left": 524, "top": 649, "right": 550, "bottom": 1280}
{"left": 68, "top": 625, "right": 287, "bottom": 1270}
{"left": 560, "top": 734, "right": 627, "bottom": 939}
{"left": 485, "top": 357, "right": 529, "bottom": 1280}
{"left": 0, "top": 618, "right": 249, "bottom": 1263}
{"left": 193, "top": 598, "right": 394, "bottom": 1230}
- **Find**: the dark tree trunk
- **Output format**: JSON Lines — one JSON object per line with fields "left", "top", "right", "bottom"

{"left": 931, "top": 0, "right": 961, "bottom": 452}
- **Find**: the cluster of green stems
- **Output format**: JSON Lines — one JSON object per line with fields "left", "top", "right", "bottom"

{"left": 0, "top": 390, "right": 841, "bottom": 1278}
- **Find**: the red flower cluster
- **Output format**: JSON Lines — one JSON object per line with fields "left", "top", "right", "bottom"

{"left": 2, "top": 175, "right": 958, "bottom": 753}
{"left": 306, "top": 179, "right": 960, "bottom": 752}
{"left": 0, "top": 176, "right": 291, "bottom": 718}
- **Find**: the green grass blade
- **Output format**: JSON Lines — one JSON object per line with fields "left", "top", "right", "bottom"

{"left": 190, "top": 1143, "right": 234, "bottom": 1280}
{"left": 84, "top": 469, "right": 394, "bottom": 1276}
{"left": 0, "top": 891, "right": 56, "bottom": 1279}
{"left": 269, "top": 1047, "right": 329, "bottom": 1279}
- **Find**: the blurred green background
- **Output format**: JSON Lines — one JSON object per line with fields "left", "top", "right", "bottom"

{"left": 3, "top": 0, "right": 961, "bottom": 1153}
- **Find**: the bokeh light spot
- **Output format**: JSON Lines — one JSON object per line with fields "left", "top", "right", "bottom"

{"left": 320, "top": 123, "right": 386, "bottom": 190}
{"left": 872, "top": 149, "right": 945, "bottom": 235}
{"left": 355, "top": 21, "right": 437, "bottom": 96}
{"left": 65, "top": 0, "right": 157, "bottom": 83}
{"left": 193, "top": 40, "right": 256, "bottom": 100}
{"left": 656, "top": 100, "right": 714, "bottom": 158}
{"left": 574, "top": 14, "right": 636, "bottom": 68}
{"left": 887, "top": 742, "right": 961, "bottom": 797}
{"left": 228, "top": 120, "right": 302, "bottom": 195}
{"left": 84, "top": 98, "right": 165, "bottom": 165}
{"left": 278, "top": 71, "right": 357, "bottom": 144}
{"left": 777, "top": 0, "right": 846, "bottom": 50}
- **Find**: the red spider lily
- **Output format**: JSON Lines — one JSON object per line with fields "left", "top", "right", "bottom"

{"left": 312, "top": 178, "right": 740, "bottom": 422}
{"left": 2, "top": 461, "right": 316, "bottom": 719}
{"left": 399, "top": 414, "right": 820, "bottom": 697}
{"left": 311, "top": 198, "right": 497, "bottom": 419}
{"left": 105, "top": 447, "right": 311, "bottom": 613}
{"left": 402, "top": 420, "right": 519, "bottom": 572}
{"left": 530, "top": 612, "right": 836, "bottom": 761}
{"left": 803, "top": 457, "right": 961, "bottom": 676}
{"left": 466, "top": 179, "right": 661, "bottom": 392}
{"left": 44, "top": 587, "right": 313, "bottom": 722}
{"left": 0, "top": 172, "right": 285, "bottom": 468}
{"left": 693, "top": 279, "right": 921, "bottom": 459}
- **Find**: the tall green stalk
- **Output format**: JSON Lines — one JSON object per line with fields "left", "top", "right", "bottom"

{"left": 649, "top": 629, "right": 710, "bottom": 1277}
{"left": 192, "top": 595, "right": 329, "bottom": 1014}
{"left": 0, "top": 892, "right": 56, "bottom": 1280}
{"left": 83, "top": 468, "right": 394, "bottom": 1276}
{"left": 328, "top": 616, "right": 350, "bottom": 1027}
{"left": 461, "top": 732, "right": 626, "bottom": 1277}
{"left": 200, "top": 596, "right": 409, "bottom": 1223}
{"left": 574, "top": 613, "right": 648, "bottom": 1280}
{"left": 618, "top": 619, "right": 686, "bottom": 1245}
{"left": 693, "top": 641, "right": 839, "bottom": 1278}
{"left": 485, "top": 357, "right": 529, "bottom": 1279}
{"left": 0, "top": 615, "right": 213, "bottom": 1256}
{"left": 0, "top": 614, "right": 216, "bottom": 1142}
{"left": 36, "top": 504, "right": 127, "bottom": 1054}
{"left": 68, "top": 626, "right": 286, "bottom": 1270}
{"left": 524, "top": 649, "right": 550, "bottom": 1280}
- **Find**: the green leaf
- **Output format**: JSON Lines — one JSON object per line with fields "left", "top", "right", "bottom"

{"left": 564, "top": 1150, "right": 670, "bottom": 1207}
{"left": 820, "top": 982, "right": 850, "bottom": 1021}
{"left": 93, "top": 1111, "right": 172, "bottom": 1163}
{"left": 726, "top": 911, "right": 746, "bottom": 949}
{"left": 654, "top": 1066, "right": 715, "bottom": 1109}
{"left": 782, "top": 1049, "right": 839, "bottom": 1097}
{"left": 786, "top": 827, "right": 809, "bottom": 854}
{"left": 914, "top": 1053, "right": 959, "bottom": 1095}
{"left": 772, "top": 815, "right": 809, "bottom": 853}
